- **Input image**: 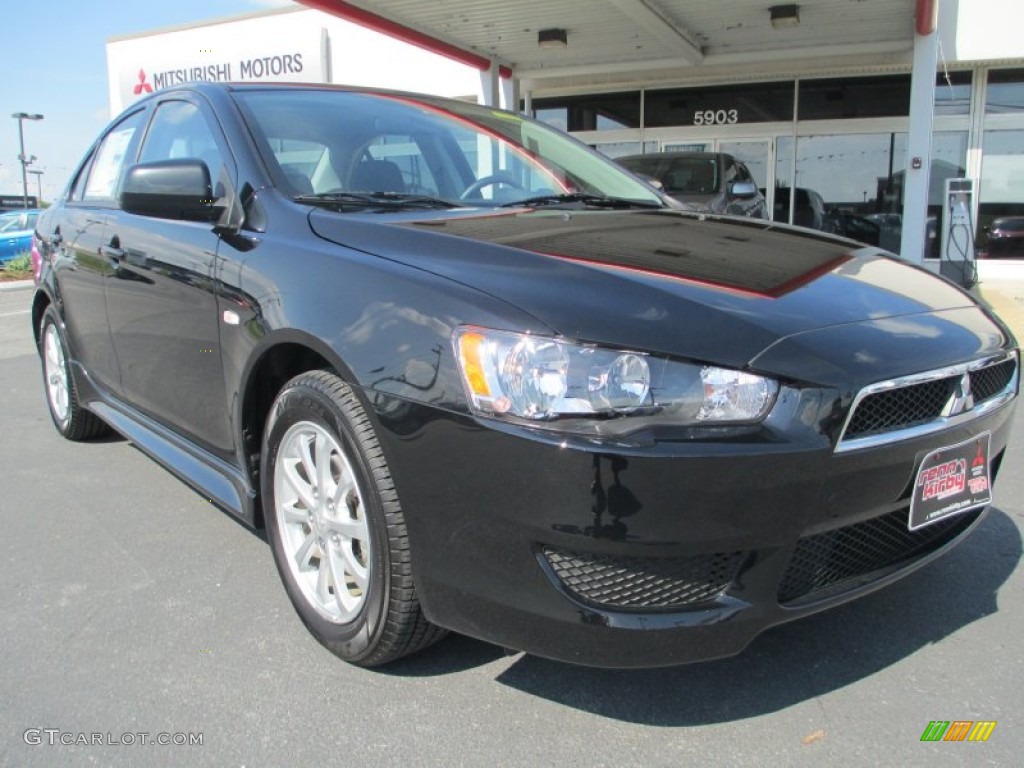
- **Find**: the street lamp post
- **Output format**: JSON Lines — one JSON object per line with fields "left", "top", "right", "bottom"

{"left": 11, "top": 112, "right": 44, "bottom": 209}
{"left": 28, "top": 169, "right": 44, "bottom": 206}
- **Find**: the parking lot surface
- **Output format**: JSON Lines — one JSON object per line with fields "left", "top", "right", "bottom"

{"left": 1, "top": 283, "right": 1022, "bottom": 767}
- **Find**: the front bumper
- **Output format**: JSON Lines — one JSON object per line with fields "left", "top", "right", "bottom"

{"left": 371, "top": 392, "right": 1014, "bottom": 668}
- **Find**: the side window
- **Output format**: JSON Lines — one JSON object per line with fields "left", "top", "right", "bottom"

{"left": 735, "top": 162, "right": 753, "bottom": 184}
{"left": 138, "top": 100, "right": 226, "bottom": 192}
{"left": 68, "top": 152, "right": 95, "bottom": 202}
{"left": 724, "top": 160, "right": 739, "bottom": 185}
{"left": 83, "top": 111, "right": 145, "bottom": 202}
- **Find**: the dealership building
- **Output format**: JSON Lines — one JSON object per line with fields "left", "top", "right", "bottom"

{"left": 107, "top": 0, "right": 1023, "bottom": 264}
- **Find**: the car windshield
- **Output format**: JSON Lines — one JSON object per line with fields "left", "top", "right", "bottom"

{"left": 233, "top": 89, "right": 665, "bottom": 209}
{"left": 620, "top": 156, "right": 719, "bottom": 196}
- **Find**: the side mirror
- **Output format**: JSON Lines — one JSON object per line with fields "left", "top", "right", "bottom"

{"left": 120, "top": 159, "right": 219, "bottom": 221}
{"left": 730, "top": 180, "right": 757, "bottom": 199}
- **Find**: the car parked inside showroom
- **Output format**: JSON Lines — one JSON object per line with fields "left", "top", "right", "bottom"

{"left": 31, "top": 83, "right": 1017, "bottom": 668}
{"left": 615, "top": 151, "right": 768, "bottom": 219}
{"left": 982, "top": 216, "right": 1024, "bottom": 258}
{"left": 0, "top": 208, "right": 41, "bottom": 264}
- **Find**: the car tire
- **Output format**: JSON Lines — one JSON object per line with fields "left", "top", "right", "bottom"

{"left": 39, "top": 306, "right": 109, "bottom": 441}
{"left": 261, "top": 370, "right": 446, "bottom": 666}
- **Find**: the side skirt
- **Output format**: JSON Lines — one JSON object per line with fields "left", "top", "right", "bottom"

{"left": 75, "top": 377, "right": 259, "bottom": 527}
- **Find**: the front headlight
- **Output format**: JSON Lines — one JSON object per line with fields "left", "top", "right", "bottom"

{"left": 454, "top": 327, "right": 777, "bottom": 432}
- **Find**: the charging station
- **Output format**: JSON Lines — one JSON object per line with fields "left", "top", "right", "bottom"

{"left": 939, "top": 177, "right": 978, "bottom": 289}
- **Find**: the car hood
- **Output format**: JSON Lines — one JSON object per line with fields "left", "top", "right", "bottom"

{"left": 308, "top": 208, "right": 1008, "bottom": 386}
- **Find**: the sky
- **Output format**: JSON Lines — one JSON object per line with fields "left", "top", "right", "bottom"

{"left": 1, "top": 0, "right": 294, "bottom": 204}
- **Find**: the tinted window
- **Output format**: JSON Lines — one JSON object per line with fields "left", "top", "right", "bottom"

{"left": 139, "top": 100, "right": 225, "bottom": 187}
{"left": 531, "top": 92, "right": 642, "bottom": 131}
{"left": 645, "top": 81, "right": 794, "bottom": 127}
{"left": 935, "top": 71, "right": 972, "bottom": 116}
{"left": 83, "top": 111, "right": 145, "bottom": 202}
{"left": 799, "top": 75, "right": 910, "bottom": 120}
{"left": 620, "top": 155, "right": 719, "bottom": 196}
{"left": 986, "top": 68, "right": 1024, "bottom": 114}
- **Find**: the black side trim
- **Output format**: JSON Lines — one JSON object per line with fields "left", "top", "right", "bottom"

{"left": 88, "top": 398, "right": 258, "bottom": 527}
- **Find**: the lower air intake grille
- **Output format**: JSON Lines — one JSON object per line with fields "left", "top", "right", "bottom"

{"left": 777, "top": 507, "right": 982, "bottom": 604}
{"left": 542, "top": 547, "right": 744, "bottom": 610}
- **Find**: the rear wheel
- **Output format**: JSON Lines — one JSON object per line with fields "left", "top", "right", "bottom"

{"left": 39, "top": 306, "right": 108, "bottom": 441}
{"left": 261, "top": 370, "right": 445, "bottom": 666}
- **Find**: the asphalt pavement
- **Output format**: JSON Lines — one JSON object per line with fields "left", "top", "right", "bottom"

{"left": 1, "top": 282, "right": 1022, "bottom": 767}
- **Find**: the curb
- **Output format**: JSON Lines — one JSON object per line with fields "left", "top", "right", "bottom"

{"left": 0, "top": 279, "right": 34, "bottom": 292}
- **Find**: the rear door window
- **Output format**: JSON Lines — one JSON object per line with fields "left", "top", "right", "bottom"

{"left": 83, "top": 111, "right": 145, "bottom": 203}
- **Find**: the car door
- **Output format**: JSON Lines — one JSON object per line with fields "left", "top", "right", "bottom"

{"left": 49, "top": 110, "right": 147, "bottom": 396}
{"left": 103, "top": 96, "right": 234, "bottom": 456}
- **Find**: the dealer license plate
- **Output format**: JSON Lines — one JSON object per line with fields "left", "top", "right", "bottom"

{"left": 908, "top": 432, "right": 992, "bottom": 531}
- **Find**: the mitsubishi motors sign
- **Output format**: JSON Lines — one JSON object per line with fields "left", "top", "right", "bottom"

{"left": 107, "top": 8, "right": 328, "bottom": 115}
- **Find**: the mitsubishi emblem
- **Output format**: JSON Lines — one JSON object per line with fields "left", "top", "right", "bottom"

{"left": 947, "top": 372, "right": 974, "bottom": 416}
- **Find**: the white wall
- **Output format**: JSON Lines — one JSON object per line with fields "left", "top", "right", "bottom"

{"left": 107, "top": 7, "right": 483, "bottom": 117}
{"left": 940, "top": 0, "right": 1024, "bottom": 63}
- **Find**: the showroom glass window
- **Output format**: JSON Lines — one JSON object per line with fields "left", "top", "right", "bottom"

{"left": 935, "top": 71, "right": 972, "bottom": 116}
{"left": 532, "top": 91, "right": 642, "bottom": 131}
{"left": 138, "top": 100, "right": 225, "bottom": 192}
{"left": 81, "top": 111, "right": 146, "bottom": 203}
{"left": 645, "top": 81, "right": 794, "bottom": 127}
{"left": 979, "top": 130, "right": 1024, "bottom": 239}
{"left": 979, "top": 69, "right": 1024, "bottom": 251}
{"left": 985, "top": 68, "right": 1024, "bottom": 114}
{"left": 798, "top": 75, "right": 910, "bottom": 120}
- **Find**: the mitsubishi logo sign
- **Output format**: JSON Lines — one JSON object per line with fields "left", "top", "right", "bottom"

{"left": 133, "top": 69, "right": 153, "bottom": 96}
{"left": 946, "top": 373, "right": 975, "bottom": 416}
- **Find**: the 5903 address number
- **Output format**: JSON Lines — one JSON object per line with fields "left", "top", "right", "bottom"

{"left": 693, "top": 109, "right": 739, "bottom": 126}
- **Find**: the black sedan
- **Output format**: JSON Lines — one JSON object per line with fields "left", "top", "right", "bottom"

{"left": 32, "top": 83, "right": 1017, "bottom": 668}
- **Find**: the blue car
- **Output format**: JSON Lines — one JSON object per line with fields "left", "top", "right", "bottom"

{"left": 0, "top": 208, "right": 41, "bottom": 264}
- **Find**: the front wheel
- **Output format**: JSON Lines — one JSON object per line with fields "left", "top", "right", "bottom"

{"left": 261, "top": 370, "right": 445, "bottom": 666}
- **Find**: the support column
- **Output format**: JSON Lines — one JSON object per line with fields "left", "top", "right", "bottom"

{"left": 899, "top": 7, "right": 939, "bottom": 263}
{"left": 501, "top": 76, "right": 520, "bottom": 112}
{"left": 479, "top": 59, "right": 500, "bottom": 107}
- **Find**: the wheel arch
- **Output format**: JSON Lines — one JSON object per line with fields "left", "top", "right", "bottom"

{"left": 31, "top": 288, "right": 53, "bottom": 350}
{"left": 238, "top": 330, "right": 362, "bottom": 527}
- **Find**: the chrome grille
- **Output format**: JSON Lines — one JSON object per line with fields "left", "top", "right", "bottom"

{"left": 837, "top": 353, "right": 1018, "bottom": 452}
{"left": 971, "top": 358, "right": 1016, "bottom": 403}
{"left": 844, "top": 377, "right": 957, "bottom": 439}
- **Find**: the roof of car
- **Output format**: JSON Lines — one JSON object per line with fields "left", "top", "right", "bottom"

{"left": 151, "top": 80, "right": 461, "bottom": 105}
{"left": 618, "top": 152, "right": 728, "bottom": 163}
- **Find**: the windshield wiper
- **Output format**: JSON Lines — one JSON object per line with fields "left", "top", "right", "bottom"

{"left": 295, "top": 192, "right": 458, "bottom": 211}
{"left": 499, "top": 193, "right": 664, "bottom": 210}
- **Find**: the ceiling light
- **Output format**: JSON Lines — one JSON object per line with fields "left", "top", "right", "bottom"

{"left": 770, "top": 5, "right": 800, "bottom": 28}
{"left": 538, "top": 28, "right": 568, "bottom": 49}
